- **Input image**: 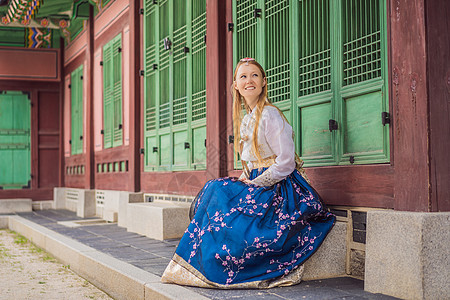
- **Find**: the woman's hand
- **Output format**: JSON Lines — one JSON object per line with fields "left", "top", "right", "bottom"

{"left": 240, "top": 178, "right": 258, "bottom": 186}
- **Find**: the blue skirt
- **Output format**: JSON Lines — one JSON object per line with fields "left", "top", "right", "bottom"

{"left": 162, "top": 168, "right": 336, "bottom": 288}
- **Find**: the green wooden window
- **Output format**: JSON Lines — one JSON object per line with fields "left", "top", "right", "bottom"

{"left": 233, "top": 0, "right": 389, "bottom": 167}
{"left": 0, "top": 91, "right": 31, "bottom": 189}
{"left": 143, "top": 0, "right": 206, "bottom": 171}
{"left": 103, "top": 33, "right": 123, "bottom": 149}
{"left": 70, "top": 65, "right": 84, "bottom": 155}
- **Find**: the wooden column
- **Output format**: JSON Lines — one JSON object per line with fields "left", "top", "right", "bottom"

{"left": 225, "top": 0, "right": 235, "bottom": 174}
{"left": 127, "top": 0, "right": 141, "bottom": 192}
{"left": 206, "top": 0, "right": 228, "bottom": 179}
{"left": 390, "top": 0, "right": 449, "bottom": 211}
{"left": 31, "top": 90, "right": 39, "bottom": 189}
{"left": 85, "top": 6, "right": 95, "bottom": 189}
{"left": 59, "top": 38, "right": 65, "bottom": 187}
{"left": 425, "top": 0, "right": 450, "bottom": 211}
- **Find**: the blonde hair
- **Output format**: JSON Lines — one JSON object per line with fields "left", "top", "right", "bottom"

{"left": 232, "top": 60, "right": 289, "bottom": 166}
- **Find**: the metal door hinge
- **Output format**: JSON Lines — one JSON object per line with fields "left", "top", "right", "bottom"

{"left": 153, "top": 0, "right": 157, "bottom": 4}
{"left": 382, "top": 112, "right": 390, "bottom": 126}
{"left": 101, "top": 129, "right": 104, "bottom": 134}
{"left": 100, "top": 61, "right": 103, "bottom": 66}
{"left": 140, "top": 70, "right": 145, "bottom": 76}
{"left": 349, "top": 155, "right": 355, "bottom": 164}
{"left": 183, "top": 46, "right": 189, "bottom": 53}
{"left": 254, "top": 8, "right": 262, "bottom": 18}
{"left": 329, "top": 119, "right": 338, "bottom": 132}
{"left": 68, "top": 84, "right": 71, "bottom": 88}
{"left": 118, "top": 47, "right": 122, "bottom": 53}
{"left": 153, "top": 64, "right": 158, "bottom": 70}
{"left": 228, "top": 135, "right": 234, "bottom": 144}
{"left": 228, "top": 23, "right": 234, "bottom": 32}
{"left": 79, "top": 135, "right": 83, "bottom": 140}
{"left": 139, "top": 8, "right": 144, "bottom": 15}
{"left": 204, "top": 34, "right": 207, "bottom": 44}
{"left": 80, "top": 75, "right": 83, "bottom": 80}
{"left": 69, "top": 139, "right": 72, "bottom": 144}
{"left": 118, "top": 124, "right": 122, "bottom": 130}
{"left": 163, "top": 37, "right": 171, "bottom": 50}
{"left": 140, "top": 148, "right": 145, "bottom": 154}
{"left": 152, "top": 146, "right": 158, "bottom": 153}
{"left": 204, "top": 139, "right": 207, "bottom": 147}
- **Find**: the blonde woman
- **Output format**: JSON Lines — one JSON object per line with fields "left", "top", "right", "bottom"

{"left": 162, "top": 58, "right": 335, "bottom": 288}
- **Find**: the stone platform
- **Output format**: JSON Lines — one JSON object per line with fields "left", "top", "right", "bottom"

{"left": 0, "top": 210, "right": 397, "bottom": 300}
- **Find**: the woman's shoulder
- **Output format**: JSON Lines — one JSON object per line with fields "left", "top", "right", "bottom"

{"left": 262, "top": 105, "right": 284, "bottom": 120}
{"left": 262, "top": 104, "right": 279, "bottom": 114}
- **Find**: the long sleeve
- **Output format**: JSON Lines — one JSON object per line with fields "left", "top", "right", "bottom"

{"left": 250, "top": 107, "right": 296, "bottom": 187}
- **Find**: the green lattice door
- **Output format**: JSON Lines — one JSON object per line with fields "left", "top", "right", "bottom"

{"left": 70, "top": 65, "right": 84, "bottom": 155}
{"left": 144, "top": 0, "right": 206, "bottom": 171}
{"left": 233, "top": 0, "right": 389, "bottom": 167}
{"left": 103, "top": 33, "right": 123, "bottom": 149}
{"left": 0, "top": 91, "right": 31, "bottom": 189}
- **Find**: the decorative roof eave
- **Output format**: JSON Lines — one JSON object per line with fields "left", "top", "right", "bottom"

{"left": 6, "top": 0, "right": 41, "bottom": 23}
{"left": 1, "top": 16, "right": 70, "bottom": 29}
{"left": 0, "top": 0, "right": 102, "bottom": 44}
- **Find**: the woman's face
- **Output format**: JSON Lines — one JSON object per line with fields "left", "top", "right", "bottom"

{"left": 234, "top": 63, "right": 266, "bottom": 108}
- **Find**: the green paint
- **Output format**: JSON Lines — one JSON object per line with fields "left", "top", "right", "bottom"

{"left": 103, "top": 33, "right": 123, "bottom": 149}
{"left": 0, "top": 91, "right": 31, "bottom": 189}
{"left": 71, "top": 65, "right": 84, "bottom": 155}
{"left": 233, "top": 0, "right": 389, "bottom": 167}
{"left": 143, "top": 0, "right": 206, "bottom": 172}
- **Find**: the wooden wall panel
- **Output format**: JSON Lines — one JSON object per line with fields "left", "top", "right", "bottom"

{"left": 425, "top": 0, "right": 450, "bottom": 212}
{"left": 64, "top": 30, "right": 87, "bottom": 66}
{"left": 141, "top": 171, "right": 208, "bottom": 197}
{"left": 64, "top": 75, "right": 72, "bottom": 157}
{"left": 94, "top": 145, "right": 129, "bottom": 190}
{"left": 64, "top": 154, "right": 86, "bottom": 188}
{"left": 93, "top": 49, "right": 103, "bottom": 152}
{"left": 229, "top": 165, "right": 394, "bottom": 209}
{"left": 0, "top": 47, "right": 60, "bottom": 81}
{"left": 37, "top": 91, "right": 60, "bottom": 189}
{"left": 94, "top": 0, "right": 129, "bottom": 39}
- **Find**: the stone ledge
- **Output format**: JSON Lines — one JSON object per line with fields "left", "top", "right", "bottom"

{"left": 0, "top": 198, "right": 32, "bottom": 214}
{"left": 32, "top": 200, "right": 53, "bottom": 211}
{"left": 6, "top": 215, "right": 208, "bottom": 300}
{"left": 365, "top": 210, "right": 450, "bottom": 300}
{"left": 303, "top": 221, "right": 347, "bottom": 280}
{"left": 127, "top": 201, "right": 191, "bottom": 241}
{"left": 0, "top": 215, "right": 9, "bottom": 229}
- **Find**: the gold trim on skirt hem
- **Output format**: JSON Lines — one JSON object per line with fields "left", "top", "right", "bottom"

{"left": 161, "top": 253, "right": 304, "bottom": 289}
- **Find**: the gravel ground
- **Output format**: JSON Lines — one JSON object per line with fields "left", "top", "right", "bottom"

{"left": 0, "top": 229, "right": 112, "bottom": 300}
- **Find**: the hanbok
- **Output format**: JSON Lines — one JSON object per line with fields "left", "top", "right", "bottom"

{"left": 161, "top": 105, "right": 335, "bottom": 288}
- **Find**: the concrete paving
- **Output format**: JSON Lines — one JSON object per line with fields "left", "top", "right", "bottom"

{"left": 9, "top": 210, "right": 398, "bottom": 300}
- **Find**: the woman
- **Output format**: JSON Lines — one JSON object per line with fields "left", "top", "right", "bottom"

{"left": 161, "top": 58, "right": 335, "bottom": 288}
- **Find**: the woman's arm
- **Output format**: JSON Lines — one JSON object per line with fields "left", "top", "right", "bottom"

{"left": 249, "top": 108, "right": 296, "bottom": 187}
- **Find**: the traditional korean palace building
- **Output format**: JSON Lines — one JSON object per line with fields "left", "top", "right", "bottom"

{"left": 0, "top": 0, "right": 448, "bottom": 299}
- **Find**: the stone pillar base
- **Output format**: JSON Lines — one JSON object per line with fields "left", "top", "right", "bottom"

{"left": 53, "top": 187, "right": 66, "bottom": 209}
{"left": 118, "top": 192, "right": 143, "bottom": 228}
{"left": 303, "top": 221, "right": 347, "bottom": 280}
{"left": 126, "top": 201, "right": 191, "bottom": 240}
{"left": 0, "top": 199, "right": 32, "bottom": 214}
{"left": 365, "top": 210, "right": 450, "bottom": 299}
